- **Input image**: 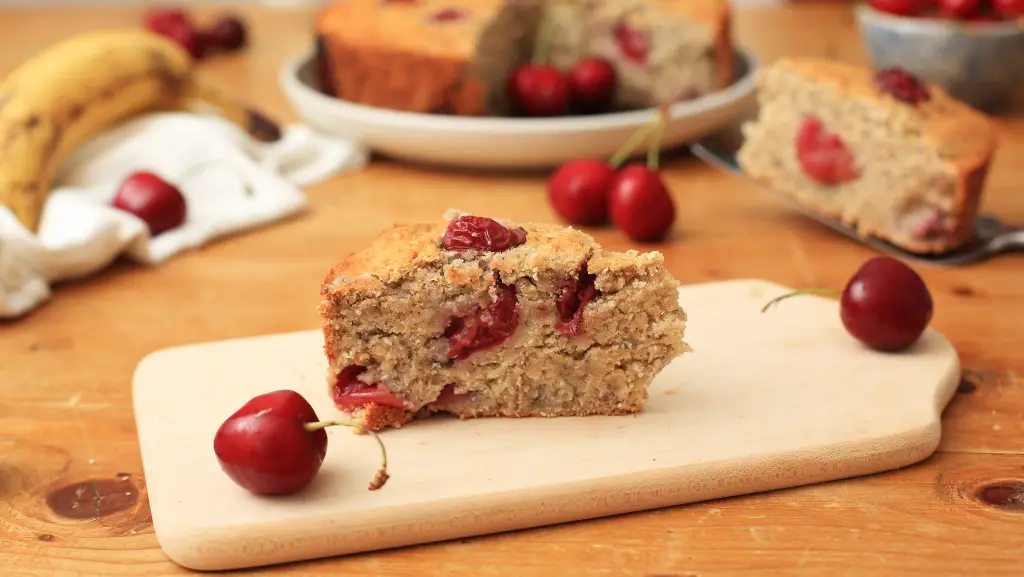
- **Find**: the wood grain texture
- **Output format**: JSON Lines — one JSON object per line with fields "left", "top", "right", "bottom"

{"left": 1, "top": 3, "right": 1022, "bottom": 576}
{"left": 132, "top": 279, "right": 959, "bottom": 570}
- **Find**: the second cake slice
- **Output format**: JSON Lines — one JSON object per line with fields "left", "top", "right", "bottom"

{"left": 318, "top": 211, "right": 690, "bottom": 430}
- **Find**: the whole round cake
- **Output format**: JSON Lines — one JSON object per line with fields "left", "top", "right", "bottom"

{"left": 313, "top": 0, "right": 735, "bottom": 116}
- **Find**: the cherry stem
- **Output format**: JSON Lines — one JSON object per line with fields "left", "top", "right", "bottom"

{"left": 177, "top": 160, "right": 254, "bottom": 198}
{"left": 609, "top": 122, "right": 655, "bottom": 169}
{"left": 646, "top": 103, "right": 671, "bottom": 171}
{"left": 760, "top": 288, "right": 841, "bottom": 313}
{"left": 303, "top": 420, "right": 390, "bottom": 490}
{"left": 530, "top": 4, "right": 556, "bottom": 66}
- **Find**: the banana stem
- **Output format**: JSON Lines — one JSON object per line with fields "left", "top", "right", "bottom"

{"left": 304, "top": 420, "right": 390, "bottom": 490}
{"left": 760, "top": 288, "right": 841, "bottom": 313}
{"left": 176, "top": 78, "right": 281, "bottom": 143}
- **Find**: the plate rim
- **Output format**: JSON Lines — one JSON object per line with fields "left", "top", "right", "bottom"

{"left": 278, "top": 47, "right": 761, "bottom": 136}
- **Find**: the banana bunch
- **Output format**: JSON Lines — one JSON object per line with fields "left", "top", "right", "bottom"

{"left": 0, "top": 29, "right": 281, "bottom": 233}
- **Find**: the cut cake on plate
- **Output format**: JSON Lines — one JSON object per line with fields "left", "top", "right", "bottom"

{"left": 318, "top": 211, "right": 690, "bottom": 430}
{"left": 736, "top": 58, "right": 997, "bottom": 254}
{"left": 313, "top": 0, "right": 734, "bottom": 115}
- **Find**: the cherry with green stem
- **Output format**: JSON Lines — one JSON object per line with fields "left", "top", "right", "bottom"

{"left": 760, "top": 256, "right": 935, "bottom": 352}
{"left": 608, "top": 104, "right": 677, "bottom": 242}
{"left": 507, "top": 5, "right": 569, "bottom": 117}
{"left": 761, "top": 288, "right": 842, "bottom": 313}
{"left": 214, "top": 389, "right": 390, "bottom": 495}
{"left": 546, "top": 105, "right": 668, "bottom": 226}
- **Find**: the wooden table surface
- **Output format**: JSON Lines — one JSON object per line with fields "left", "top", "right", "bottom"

{"left": 1, "top": 3, "right": 1022, "bottom": 576}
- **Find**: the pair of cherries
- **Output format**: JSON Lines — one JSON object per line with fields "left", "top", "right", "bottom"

{"left": 547, "top": 106, "right": 676, "bottom": 243}
{"left": 143, "top": 6, "right": 248, "bottom": 60}
{"left": 508, "top": 57, "right": 618, "bottom": 117}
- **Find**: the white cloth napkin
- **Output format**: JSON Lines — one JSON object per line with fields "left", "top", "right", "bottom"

{"left": 0, "top": 112, "right": 368, "bottom": 319}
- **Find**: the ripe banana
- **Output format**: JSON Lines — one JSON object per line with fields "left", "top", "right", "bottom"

{"left": 0, "top": 29, "right": 281, "bottom": 234}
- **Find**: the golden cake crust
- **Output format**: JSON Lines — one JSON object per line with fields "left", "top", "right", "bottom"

{"left": 320, "top": 216, "right": 599, "bottom": 299}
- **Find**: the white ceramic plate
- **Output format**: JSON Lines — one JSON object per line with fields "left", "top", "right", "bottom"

{"left": 278, "top": 49, "right": 760, "bottom": 170}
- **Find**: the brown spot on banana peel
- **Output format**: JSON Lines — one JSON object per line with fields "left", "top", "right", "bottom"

{"left": 146, "top": 48, "right": 172, "bottom": 72}
{"left": 146, "top": 48, "right": 183, "bottom": 92}
{"left": 176, "top": 77, "right": 282, "bottom": 142}
{"left": 67, "top": 104, "right": 84, "bottom": 122}
{"left": 246, "top": 109, "right": 282, "bottom": 142}
{"left": 1, "top": 67, "right": 179, "bottom": 159}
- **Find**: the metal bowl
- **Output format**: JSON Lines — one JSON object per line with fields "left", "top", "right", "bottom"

{"left": 855, "top": 3, "right": 1024, "bottom": 112}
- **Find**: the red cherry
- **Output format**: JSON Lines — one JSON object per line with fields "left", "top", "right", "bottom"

{"left": 214, "top": 390, "right": 390, "bottom": 495}
{"left": 937, "top": 0, "right": 983, "bottom": 18}
{"left": 761, "top": 257, "right": 934, "bottom": 352}
{"left": 547, "top": 158, "right": 616, "bottom": 226}
{"left": 507, "top": 65, "right": 570, "bottom": 117}
{"left": 443, "top": 273, "right": 520, "bottom": 360}
{"left": 214, "top": 390, "right": 328, "bottom": 495}
{"left": 442, "top": 215, "right": 527, "bottom": 252}
{"left": 142, "top": 7, "right": 207, "bottom": 59}
{"left": 162, "top": 21, "right": 208, "bottom": 59}
{"left": 111, "top": 171, "right": 187, "bottom": 236}
{"left": 992, "top": 0, "right": 1024, "bottom": 16}
{"left": 839, "top": 257, "right": 934, "bottom": 351}
{"left": 142, "top": 6, "right": 191, "bottom": 35}
{"left": 608, "top": 164, "right": 676, "bottom": 243}
{"left": 795, "top": 116, "right": 861, "bottom": 185}
{"left": 206, "top": 15, "right": 248, "bottom": 52}
{"left": 566, "top": 57, "right": 617, "bottom": 113}
{"left": 868, "top": 0, "right": 925, "bottom": 15}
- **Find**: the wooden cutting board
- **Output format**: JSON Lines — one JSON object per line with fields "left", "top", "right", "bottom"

{"left": 132, "top": 278, "right": 960, "bottom": 571}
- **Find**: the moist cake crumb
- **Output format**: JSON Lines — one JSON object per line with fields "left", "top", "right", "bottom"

{"left": 318, "top": 211, "right": 690, "bottom": 430}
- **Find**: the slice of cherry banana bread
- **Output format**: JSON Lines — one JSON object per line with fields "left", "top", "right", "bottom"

{"left": 318, "top": 211, "right": 690, "bottom": 430}
{"left": 736, "top": 58, "right": 997, "bottom": 254}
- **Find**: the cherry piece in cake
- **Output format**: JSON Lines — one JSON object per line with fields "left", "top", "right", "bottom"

{"left": 736, "top": 57, "right": 996, "bottom": 255}
{"left": 795, "top": 115, "right": 861, "bottom": 185}
{"left": 614, "top": 22, "right": 649, "bottom": 66}
{"left": 442, "top": 215, "right": 527, "bottom": 252}
{"left": 875, "top": 67, "right": 931, "bottom": 105}
{"left": 444, "top": 274, "right": 519, "bottom": 360}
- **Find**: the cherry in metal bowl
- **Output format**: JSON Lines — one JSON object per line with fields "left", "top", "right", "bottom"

{"left": 856, "top": 2, "right": 1024, "bottom": 112}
